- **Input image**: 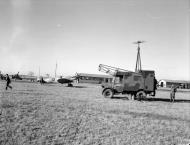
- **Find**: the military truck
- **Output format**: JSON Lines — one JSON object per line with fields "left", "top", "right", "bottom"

{"left": 99, "top": 64, "right": 157, "bottom": 100}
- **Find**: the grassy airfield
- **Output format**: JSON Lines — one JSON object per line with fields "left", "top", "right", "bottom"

{"left": 0, "top": 81, "right": 190, "bottom": 145}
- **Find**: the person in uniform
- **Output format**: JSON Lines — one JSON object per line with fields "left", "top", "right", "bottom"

{"left": 170, "top": 84, "right": 177, "bottom": 102}
{"left": 5, "top": 74, "right": 12, "bottom": 90}
{"left": 153, "top": 77, "right": 158, "bottom": 96}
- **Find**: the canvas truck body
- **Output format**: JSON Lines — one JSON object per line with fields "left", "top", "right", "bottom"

{"left": 111, "top": 71, "right": 144, "bottom": 94}
{"left": 140, "top": 70, "right": 155, "bottom": 93}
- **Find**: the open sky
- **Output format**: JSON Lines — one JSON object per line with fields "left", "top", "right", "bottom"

{"left": 0, "top": 0, "right": 189, "bottom": 80}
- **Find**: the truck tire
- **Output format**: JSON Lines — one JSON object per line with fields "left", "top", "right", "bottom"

{"left": 136, "top": 90, "right": 146, "bottom": 101}
{"left": 103, "top": 89, "right": 114, "bottom": 98}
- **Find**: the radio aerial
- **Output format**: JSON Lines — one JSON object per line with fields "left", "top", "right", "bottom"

{"left": 133, "top": 41, "right": 145, "bottom": 72}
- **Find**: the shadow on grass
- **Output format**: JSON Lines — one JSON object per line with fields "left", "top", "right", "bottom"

{"left": 71, "top": 86, "right": 88, "bottom": 88}
{"left": 111, "top": 96, "right": 129, "bottom": 100}
{"left": 58, "top": 85, "right": 87, "bottom": 88}
{"left": 111, "top": 96, "right": 190, "bottom": 103}
{"left": 122, "top": 110, "right": 190, "bottom": 122}
{"left": 146, "top": 98, "right": 190, "bottom": 103}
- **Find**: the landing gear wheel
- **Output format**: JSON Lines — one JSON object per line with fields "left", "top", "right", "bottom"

{"left": 68, "top": 83, "right": 73, "bottom": 87}
{"left": 136, "top": 90, "right": 146, "bottom": 101}
{"left": 103, "top": 89, "right": 114, "bottom": 98}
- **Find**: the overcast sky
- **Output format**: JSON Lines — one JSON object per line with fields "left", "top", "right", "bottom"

{"left": 0, "top": 0, "right": 189, "bottom": 80}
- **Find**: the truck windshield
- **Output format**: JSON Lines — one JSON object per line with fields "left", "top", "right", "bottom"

{"left": 114, "top": 76, "right": 123, "bottom": 84}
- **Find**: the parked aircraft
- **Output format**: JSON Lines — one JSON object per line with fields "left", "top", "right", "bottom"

{"left": 0, "top": 71, "right": 6, "bottom": 80}
{"left": 12, "top": 72, "right": 22, "bottom": 80}
{"left": 56, "top": 73, "right": 82, "bottom": 87}
{"left": 37, "top": 76, "right": 55, "bottom": 84}
{"left": 57, "top": 76, "right": 77, "bottom": 87}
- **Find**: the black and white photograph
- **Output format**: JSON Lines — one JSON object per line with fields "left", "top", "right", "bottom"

{"left": 0, "top": 0, "right": 190, "bottom": 144}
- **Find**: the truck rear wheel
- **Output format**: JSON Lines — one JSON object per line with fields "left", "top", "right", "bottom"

{"left": 103, "top": 89, "right": 114, "bottom": 98}
{"left": 136, "top": 90, "right": 146, "bottom": 101}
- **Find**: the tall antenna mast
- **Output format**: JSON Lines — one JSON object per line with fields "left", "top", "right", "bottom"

{"left": 39, "top": 66, "right": 41, "bottom": 77}
{"left": 55, "top": 62, "right": 57, "bottom": 78}
{"left": 133, "top": 41, "right": 145, "bottom": 72}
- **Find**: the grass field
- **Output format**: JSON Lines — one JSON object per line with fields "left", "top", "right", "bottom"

{"left": 0, "top": 81, "right": 190, "bottom": 145}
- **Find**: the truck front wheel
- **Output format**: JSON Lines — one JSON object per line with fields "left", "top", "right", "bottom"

{"left": 103, "top": 89, "right": 114, "bottom": 98}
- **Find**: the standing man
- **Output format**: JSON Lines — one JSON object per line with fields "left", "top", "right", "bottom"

{"left": 0, "top": 71, "right": 2, "bottom": 80}
{"left": 170, "top": 85, "right": 177, "bottom": 102}
{"left": 40, "top": 77, "right": 45, "bottom": 85}
{"left": 153, "top": 77, "right": 158, "bottom": 96}
{"left": 5, "top": 74, "right": 12, "bottom": 90}
{"left": 0, "top": 71, "right": 4, "bottom": 80}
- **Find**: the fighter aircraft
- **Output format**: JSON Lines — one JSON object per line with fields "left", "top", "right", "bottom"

{"left": 37, "top": 76, "right": 55, "bottom": 84}
{"left": 12, "top": 72, "right": 22, "bottom": 80}
{"left": 37, "top": 62, "right": 80, "bottom": 86}
{"left": 57, "top": 74, "right": 80, "bottom": 87}
{"left": 0, "top": 71, "right": 6, "bottom": 80}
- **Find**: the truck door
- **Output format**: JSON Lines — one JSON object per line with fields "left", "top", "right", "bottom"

{"left": 113, "top": 75, "right": 124, "bottom": 93}
{"left": 144, "top": 73, "right": 154, "bottom": 91}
